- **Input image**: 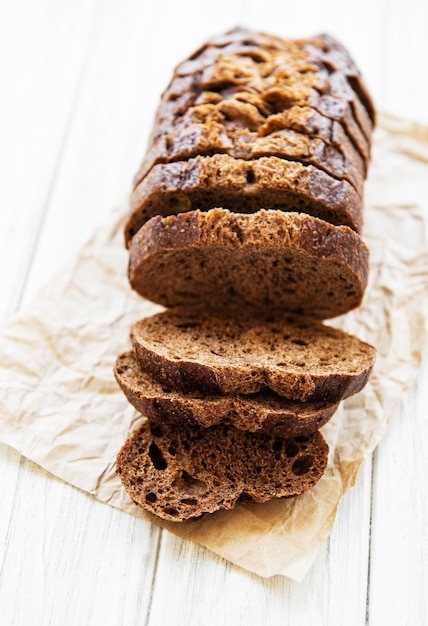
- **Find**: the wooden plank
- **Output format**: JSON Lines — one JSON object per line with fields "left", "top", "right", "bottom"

{"left": 0, "top": 456, "right": 161, "bottom": 626}
{"left": 368, "top": 352, "right": 428, "bottom": 626}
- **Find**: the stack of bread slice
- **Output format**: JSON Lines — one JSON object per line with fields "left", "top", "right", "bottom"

{"left": 115, "top": 28, "right": 377, "bottom": 522}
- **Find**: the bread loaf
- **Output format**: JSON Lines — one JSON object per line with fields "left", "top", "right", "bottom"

{"left": 115, "top": 29, "right": 376, "bottom": 522}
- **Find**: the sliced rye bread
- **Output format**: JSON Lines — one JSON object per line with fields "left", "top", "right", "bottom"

{"left": 131, "top": 30, "right": 373, "bottom": 192}
{"left": 302, "top": 35, "right": 375, "bottom": 125}
{"left": 188, "top": 28, "right": 375, "bottom": 125}
{"left": 134, "top": 110, "right": 365, "bottom": 194}
{"left": 116, "top": 419, "right": 329, "bottom": 521}
{"left": 126, "top": 155, "right": 363, "bottom": 246}
{"left": 151, "top": 76, "right": 371, "bottom": 174}
{"left": 130, "top": 308, "right": 376, "bottom": 402}
{"left": 128, "top": 208, "right": 369, "bottom": 319}
{"left": 137, "top": 96, "right": 367, "bottom": 177}
{"left": 192, "top": 61, "right": 373, "bottom": 144}
{"left": 173, "top": 29, "right": 373, "bottom": 139}
{"left": 115, "top": 350, "right": 339, "bottom": 437}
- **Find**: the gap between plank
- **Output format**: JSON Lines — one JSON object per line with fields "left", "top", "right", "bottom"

{"left": 365, "top": 451, "right": 376, "bottom": 625}
{"left": 144, "top": 529, "right": 163, "bottom": 626}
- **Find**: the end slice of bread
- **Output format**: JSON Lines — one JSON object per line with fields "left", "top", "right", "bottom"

{"left": 116, "top": 420, "right": 329, "bottom": 521}
{"left": 128, "top": 208, "right": 369, "bottom": 319}
{"left": 115, "top": 351, "right": 339, "bottom": 437}
{"left": 130, "top": 308, "right": 376, "bottom": 402}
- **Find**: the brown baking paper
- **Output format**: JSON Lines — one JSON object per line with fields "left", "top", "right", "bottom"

{"left": 1, "top": 113, "right": 428, "bottom": 581}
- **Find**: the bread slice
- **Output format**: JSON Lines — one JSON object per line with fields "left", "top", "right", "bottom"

{"left": 135, "top": 114, "right": 365, "bottom": 194}
{"left": 136, "top": 95, "right": 367, "bottom": 177}
{"left": 126, "top": 154, "right": 363, "bottom": 245}
{"left": 128, "top": 208, "right": 369, "bottom": 319}
{"left": 115, "top": 351, "right": 339, "bottom": 437}
{"left": 130, "top": 308, "right": 376, "bottom": 402}
{"left": 116, "top": 420, "right": 329, "bottom": 521}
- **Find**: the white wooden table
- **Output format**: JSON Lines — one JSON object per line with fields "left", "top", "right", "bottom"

{"left": 1, "top": 1, "right": 427, "bottom": 624}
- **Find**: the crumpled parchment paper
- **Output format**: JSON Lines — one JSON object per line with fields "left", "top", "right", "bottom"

{"left": 1, "top": 113, "right": 428, "bottom": 581}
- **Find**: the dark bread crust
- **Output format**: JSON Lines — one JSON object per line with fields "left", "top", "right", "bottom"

{"left": 174, "top": 55, "right": 373, "bottom": 148}
{"left": 133, "top": 28, "right": 373, "bottom": 188}
{"left": 116, "top": 420, "right": 329, "bottom": 521}
{"left": 135, "top": 115, "right": 365, "bottom": 194}
{"left": 128, "top": 208, "right": 369, "bottom": 319}
{"left": 134, "top": 32, "right": 369, "bottom": 189}
{"left": 126, "top": 155, "right": 363, "bottom": 246}
{"left": 172, "top": 28, "right": 373, "bottom": 138}
{"left": 115, "top": 351, "right": 339, "bottom": 437}
{"left": 152, "top": 74, "right": 371, "bottom": 175}
{"left": 130, "top": 308, "right": 376, "bottom": 402}
{"left": 187, "top": 28, "right": 375, "bottom": 125}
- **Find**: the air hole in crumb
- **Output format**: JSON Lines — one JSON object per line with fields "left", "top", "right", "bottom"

{"left": 180, "top": 498, "right": 198, "bottom": 506}
{"left": 175, "top": 322, "right": 201, "bottom": 329}
{"left": 285, "top": 442, "right": 299, "bottom": 457}
{"left": 291, "top": 339, "right": 308, "bottom": 347}
{"left": 292, "top": 455, "right": 314, "bottom": 476}
{"left": 148, "top": 442, "right": 168, "bottom": 470}
{"left": 172, "top": 471, "right": 207, "bottom": 494}
{"left": 168, "top": 447, "right": 176, "bottom": 456}
{"left": 163, "top": 508, "right": 179, "bottom": 517}
{"left": 145, "top": 492, "right": 157, "bottom": 503}
{"left": 272, "top": 439, "right": 282, "bottom": 453}
{"left": 246, "top": 168, "right": 256, "bottom": 184}
{"left": 150, "top": 425, "right": 166, "bottom": 438}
